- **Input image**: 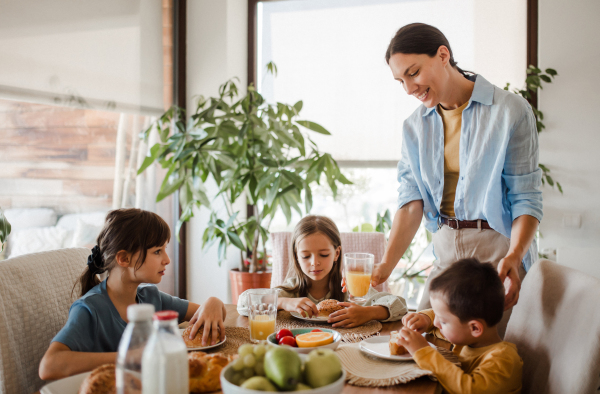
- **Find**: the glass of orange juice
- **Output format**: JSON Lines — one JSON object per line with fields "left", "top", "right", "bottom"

{"left": 247, "top": 289, "right": 278, "bottom": 342}
{"left": 344, "top": 253, "right": 374, "bottom": 303}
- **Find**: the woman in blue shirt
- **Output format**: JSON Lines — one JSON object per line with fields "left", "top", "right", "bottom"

{"left": 39, "top": 209, "right": 226, "bottom": 380}
{"left": 371, "top": 23, "right": 542, "bottom": 336}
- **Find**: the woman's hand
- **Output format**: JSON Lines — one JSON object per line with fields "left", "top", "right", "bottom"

{"left": 328, "top": 303, "right": 388, "bottom": 328}
{"left": 189, "top": 297, "right": 226, "bottom": 346}
{"left": 497, "top": 253, "right": 522, "bottom": 310}
{"left": 395, "top": 327, "right": 430, "bottom": 356}
{"left": 371, "top": 263, "right": 395, "bottom": 288}
{"left": 281, "top": 297, "right": 318, "bottom": 318}
{"left": 401, "top": 312, "right": 431, "bottom": 334}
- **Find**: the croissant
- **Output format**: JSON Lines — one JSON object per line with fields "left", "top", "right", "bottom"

{"left": 188, "top": 351, "right": 234, "bottom": 393}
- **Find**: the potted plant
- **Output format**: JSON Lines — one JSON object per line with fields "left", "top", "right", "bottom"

{"left": 138, "top": 70, "right": 350, "bottom": 302}
{"left": 0, "top": 207, "right": 11, "bottom": 255}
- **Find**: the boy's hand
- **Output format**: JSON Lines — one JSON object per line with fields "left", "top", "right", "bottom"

{"left": 283, "top": 297, "right": 318, "bottom": 318}
{"left": 395, "top": 327, "right": 430, "bottom": 355}
{"left": 189, "top": 297, "right": 226, "bottom": 346}
{"left": 401, "top": 312, "right": 431, "bottom": 334}
{"left": 328, "top": 302, "right": 373, "bottom": 328}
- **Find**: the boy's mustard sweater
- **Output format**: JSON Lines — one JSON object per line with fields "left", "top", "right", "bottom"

{"left": 414, "top": 309, "right": 523, "bottom": 394}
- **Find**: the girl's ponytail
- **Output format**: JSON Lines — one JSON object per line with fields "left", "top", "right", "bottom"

{"left": 78, "top": 245, "right": 105, "bottom": 296}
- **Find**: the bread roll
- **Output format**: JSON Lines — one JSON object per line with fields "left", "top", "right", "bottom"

{"left": 316, "top": 299, "right": 344, "bottom": 317}
{"left": 389, "top": 331, "right": 408, "bottom": 356}
{"left": 182, "top": 324, "right": 222, "bottom": 348}
{"left": 78, "top": 363, "right": 141, "bottom": 394}
{"left": 188, "top": 351, "right": 233, "bottom": 393}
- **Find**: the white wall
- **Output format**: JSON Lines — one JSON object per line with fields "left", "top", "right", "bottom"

{"left": 186, "top": 0, "right": 247, "bottom": 304}
{"left": 538, "top": 0, "right": 600, "bottom": 262}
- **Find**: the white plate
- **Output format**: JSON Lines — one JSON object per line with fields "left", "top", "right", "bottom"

{"left": 179, "top": 328, "right": 227, "bottom": 351}
{"left": 290, "top": 311, "right": 330, "bottom": 322}
{"left": 40, "top": 372, "right": 90, "bottom": 394}
{"left": 359, "top": 335, "right": 436, "bottom": 361}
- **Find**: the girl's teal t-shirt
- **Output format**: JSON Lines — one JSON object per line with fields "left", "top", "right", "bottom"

{"left": 52, "top": 279, "right": 189, "bottom": 352}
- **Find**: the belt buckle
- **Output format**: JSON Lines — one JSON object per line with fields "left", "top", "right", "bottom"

{"left": 448, "top": 218, "right": 460, "bottom": 230}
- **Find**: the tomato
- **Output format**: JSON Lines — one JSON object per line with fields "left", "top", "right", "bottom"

{"left": 311, "top": 329, "right": 323, "bottom": 332}
{"left": 276, "top": 329, "right": 294, "bottom": 343}
{"left": 279, "top": 336, "right": 297, "bottom": 347}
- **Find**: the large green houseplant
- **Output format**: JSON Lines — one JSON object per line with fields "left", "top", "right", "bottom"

{"left": 0, "top": 207, "right": 11, "bottom": 253}
{"left": 138, "top": 73, "right": 350, "bottom": 278}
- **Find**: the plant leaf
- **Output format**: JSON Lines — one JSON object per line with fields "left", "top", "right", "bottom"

{"left": 296, "top": 120, "right": 331, "bottom": 135}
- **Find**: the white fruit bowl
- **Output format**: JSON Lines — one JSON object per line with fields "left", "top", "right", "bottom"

{"left": 220, "top": 354, "right": 346, "bottom": 394}
{"left": 266, "top": 328, "right": 342, "bottom": 354}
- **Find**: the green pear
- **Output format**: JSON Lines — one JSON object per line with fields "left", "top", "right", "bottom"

{"left": 264, "top": 347, "right": 302, "bottom": 391}
{"left": 304, "top": 349, "right": 342, "bottom": 388}
{"left": 240, "top": 376, "right": 278, "bottom": 391}
{"left": 294, "top": 383, "right": 312, "bottom": 391}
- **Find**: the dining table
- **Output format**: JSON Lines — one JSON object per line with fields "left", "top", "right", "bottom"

{"left": 220, "top": 304, "right": 448, "bottom": 394}
{"left": 36, "top": 305, "right": 451, "bottom": 394}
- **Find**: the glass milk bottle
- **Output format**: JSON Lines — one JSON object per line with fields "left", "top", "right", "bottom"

{"left": 141, "top": 310, "right": 188, "bottom": 394}
{"left": 116, "top": 304, "right": 155, "bottom": 394}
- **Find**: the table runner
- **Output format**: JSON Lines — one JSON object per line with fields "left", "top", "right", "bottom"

{"left": 337, "top": 342, "right": 461, "bottom": 387}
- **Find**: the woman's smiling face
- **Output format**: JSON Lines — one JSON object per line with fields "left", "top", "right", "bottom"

{"left": 388, "top": 46, "right": 451, "bottom": 108}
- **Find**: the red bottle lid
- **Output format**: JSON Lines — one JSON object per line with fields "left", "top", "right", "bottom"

{"left": 153, "top": 310, "right": 179, "bottom": 321}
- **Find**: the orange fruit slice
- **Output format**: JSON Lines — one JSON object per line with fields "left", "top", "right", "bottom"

{"left": 295, "top": 332, "right": 334, "bottom": 348}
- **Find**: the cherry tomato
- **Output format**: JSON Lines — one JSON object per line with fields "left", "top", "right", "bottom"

{"left": 311, "top": 329, "right": 323, "bottom": 332}
{"left": 276, "top": 329, "right": 294, "bottom": 343}
{"left": 279, "top": 336, "right": 297, "bottom": 347}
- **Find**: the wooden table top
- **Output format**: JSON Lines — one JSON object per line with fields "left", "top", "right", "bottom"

{"left": 36, "top": 305, "right": 449, "bottom": 394}
{"left": 222, "top": 304, "right": 447, "bottom": 394}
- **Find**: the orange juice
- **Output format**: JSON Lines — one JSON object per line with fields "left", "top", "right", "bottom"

{"left": 249, "top": 315, "right": 276, "bottom": 341}
{"left": 346, "top": 271, "right": 371, "bottom": 297}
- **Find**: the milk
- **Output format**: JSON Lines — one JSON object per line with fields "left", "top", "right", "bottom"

{"left": 141, "top": 311, "right": 188, "bottom": 394}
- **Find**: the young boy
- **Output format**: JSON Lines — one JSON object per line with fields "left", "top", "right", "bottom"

{"left": 395, "top": 258, "right": 523, "bottom": 394}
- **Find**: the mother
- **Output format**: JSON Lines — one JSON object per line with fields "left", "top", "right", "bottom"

{"left": 371, "top": 23, "right": 542, "bottom": 336}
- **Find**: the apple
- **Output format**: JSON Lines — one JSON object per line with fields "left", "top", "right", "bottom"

{"left": 304, "top": 349, "right": 342, "bottom": 388}
{"left": 276, "top": 329, "right": 294, "bottom": 343}
{"left": 279, "top": 336, "right": 297, "bottom": 347}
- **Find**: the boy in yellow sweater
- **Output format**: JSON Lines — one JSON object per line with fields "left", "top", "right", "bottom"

{"left": 394, "top": 258, "right": 523, "bottom": 394}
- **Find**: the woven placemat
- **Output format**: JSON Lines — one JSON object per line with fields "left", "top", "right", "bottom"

{"left": 336, "top": 342, "right": 460, "bottom": 387}
{"left": 200, "top": 327, "right": 251, "bottom": 356}
{"left": 276, "top": 311, "right": 382, "bottom": 343}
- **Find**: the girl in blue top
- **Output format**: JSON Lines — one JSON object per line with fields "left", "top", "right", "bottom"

{"left": 39, "top": 208, "right": 226, "bottom": 380}
{"left": 371, "top": 24, "right": 543, "bottom": 337}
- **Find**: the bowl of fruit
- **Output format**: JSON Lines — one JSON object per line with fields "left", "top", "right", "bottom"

{"left": 267, "top": 328, "right": 342, "bottom": 354}
{"left": 221, "top": 343, "right": 346, "bottom": 394}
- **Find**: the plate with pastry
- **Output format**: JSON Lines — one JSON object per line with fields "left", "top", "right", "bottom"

{"left": 181, "top": 325, "right": 227, "bottom": 351}
{"left": 359, "top": 332, "right": 436, "bottom": 361}
{"left": 40, "top": 363, "right": 137, "bottom": 394}
{"left": 290, "top": 299, "right": 345, "bottom": 322}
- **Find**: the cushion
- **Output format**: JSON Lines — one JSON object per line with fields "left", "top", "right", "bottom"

{"left": 7, "top": 226, "right": 68, "bottom": 258}
{"left": 69, "top": 218, "right": 103, "bottom": 248}
{"left": 2, "top": 208, "right": 57, "bottom": 231}
{"left": 56, "top": 211, "right": 107, "bottom": 232}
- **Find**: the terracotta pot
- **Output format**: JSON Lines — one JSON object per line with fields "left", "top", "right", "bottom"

{"left": 229, "top": 268, "right": 272, "bottom": 305}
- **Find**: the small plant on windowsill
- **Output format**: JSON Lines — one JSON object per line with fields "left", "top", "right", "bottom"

{"left": 138, "top": 63, "right": 351, "bottom": 277}
{"left": 505, "top": 65, "right": 561, "bottom": 192}
{"left": 0, "top": 207, "right": 11, "bottom": 254}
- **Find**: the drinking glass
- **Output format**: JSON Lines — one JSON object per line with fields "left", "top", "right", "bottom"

{"left": 344, "top": 253, "right": 374, "bottom": 303}
{"left": 247, "top": 289, "right": 278, "bottom": 342}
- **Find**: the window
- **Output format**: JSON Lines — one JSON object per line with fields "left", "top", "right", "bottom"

{"left": 0, "top": 0, "right": 178, "bottom": 295}
{"left": 255, "top": 0, "right": 527, "bottom": 307}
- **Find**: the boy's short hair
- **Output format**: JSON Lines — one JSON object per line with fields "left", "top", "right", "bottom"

{"left": 429, "top": 258, "right": 504, "bottom": 327}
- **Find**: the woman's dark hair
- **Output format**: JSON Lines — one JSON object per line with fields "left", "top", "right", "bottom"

{"left": 75, "top": 208, "right": 171, "bottom": 297}
{"left": 429, "top": 258, "right": 505, "bottom": 327}
{"left": 278, "top": 215, "right": 344, "bottom": 302}
{"left": 385, "top": 23, "right": 472, "bottom": 78}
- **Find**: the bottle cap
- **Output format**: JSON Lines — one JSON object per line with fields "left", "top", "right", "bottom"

{"left": 153, "top": 310, "right": 179, "bottom": 321}
{"left": 127, "top": 304, "right": 155, "bottom": 322}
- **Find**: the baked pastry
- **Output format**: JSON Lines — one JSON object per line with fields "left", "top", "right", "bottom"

{"left": 389, "top": 331, "right": 408, "bottom": 356}
{"left": 317, "top": 299, "right": 344, "bottom": 317}
{"left": 188, "top": 351, "right": 234, "bottom": 393}
{"left": 182, "top": 324, "right": 222, "bottom": 347}
{"left": 78, "top": 363, "right": 141, "bottom": 394}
